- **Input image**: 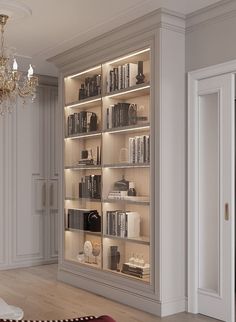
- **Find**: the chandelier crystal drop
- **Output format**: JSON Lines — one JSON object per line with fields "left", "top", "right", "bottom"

{"left": 0, "top": 14, "right": 38, "bottom": 116}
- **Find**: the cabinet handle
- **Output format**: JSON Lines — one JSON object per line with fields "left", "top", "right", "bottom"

{"left": 50, "top": 183, "right": 53, "bottom": 207}
{"left": 42, "top": 182, "right": 46, "bottom": 208}
{"left": 225, "top": 203, "right": 229, "bottom": 221}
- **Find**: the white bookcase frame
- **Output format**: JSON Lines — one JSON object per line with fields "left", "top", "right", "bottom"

{"left": 49, "top": 8, "right": 185, "bottom": 317}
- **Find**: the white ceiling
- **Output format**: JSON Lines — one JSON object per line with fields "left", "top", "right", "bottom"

{"left": 0, "top": 0, "right": 222, "bottom": 77}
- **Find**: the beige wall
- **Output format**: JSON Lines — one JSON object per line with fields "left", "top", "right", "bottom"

{"left": 186, "top": 10, "right": 236, "bottom": 71}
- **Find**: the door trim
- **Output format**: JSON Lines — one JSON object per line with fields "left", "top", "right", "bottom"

{"left": 188, "top": 62, "right": 236, "bottom": 320}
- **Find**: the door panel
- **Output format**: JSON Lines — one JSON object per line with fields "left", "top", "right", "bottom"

{"left": 198, "top": 92, "right": 220, "bottom": 295}
{"left": 189, "top": 73, "right": 235, "bottom": 322}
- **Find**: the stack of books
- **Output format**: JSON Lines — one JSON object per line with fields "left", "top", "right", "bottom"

{"left": 79, "top": 175, "right": 101, "bottom": 199}
{"left": 106, "top": 102, "right": 136, "bottom": 129}
{"left": 122, "top": 263, "right": 150, "bottom": 278}
{"left": 107, "top": 62, "right": 139, "bottom": 93}
{"left": 106, "top": 210, "right": 140, "bottom": 238}
{"left": 129, "top": 135, "right": 150, "bottom": 164}
{"left": 67, "top": 111, "right": 97, "bottom": 136}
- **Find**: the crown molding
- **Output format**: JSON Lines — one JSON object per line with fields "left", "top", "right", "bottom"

{"left": 37, "top": 75, "right": 58, "bottom": 87}
{"left": 186, "top": 0, "right": 236, "bottom": 32}
{"left": 48, "top": 8, "right": 185, "bottom": 70}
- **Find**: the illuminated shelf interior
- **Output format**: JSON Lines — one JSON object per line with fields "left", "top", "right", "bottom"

{"left": 104, "top": 83, "right": 150, "bottom": 99}
{"left": 103, "top": 124, "right": 149, "bottom": 134}
{"left": 65, "top": 96, "right": 101, "bottom": 109}
{"left": 65, "top": 132, "right": 102, "bottom": 140}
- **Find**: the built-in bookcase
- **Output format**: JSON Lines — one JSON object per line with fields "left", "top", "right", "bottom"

{"left": 64, "top": 48, "right": 151, "bottom": 282}
{"left": 52, "top": 9, "right": 185, "bottom": 317}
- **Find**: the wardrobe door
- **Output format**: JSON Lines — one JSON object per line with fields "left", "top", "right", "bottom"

{"left": 11, "top": 86, "right": 46, "bottom": 265}
{"left": 188, "top": 73, "right": 235, "bottom": 322}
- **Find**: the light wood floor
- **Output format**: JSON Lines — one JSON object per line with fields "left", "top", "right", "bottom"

{"left": 0, "top": 264, "right": 220, "bottom": 322}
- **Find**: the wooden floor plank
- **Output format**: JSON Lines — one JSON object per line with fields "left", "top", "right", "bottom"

{"left": 0, "top": 264, "right": 219, "bottom": 322}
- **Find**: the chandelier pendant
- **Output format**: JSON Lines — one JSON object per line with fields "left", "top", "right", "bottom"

{"left": 0, "top": 14, "right": 38, "bottom": 115}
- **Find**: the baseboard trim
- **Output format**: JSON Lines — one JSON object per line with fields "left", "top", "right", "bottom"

{"left": 0, "top": 259, "right": 57, "bottom": 270}
{"left": 161, "top": 297, "right": 187, "bottom": 316}
{"left": 58, "top": 267, "right": 186, "bottom": 317}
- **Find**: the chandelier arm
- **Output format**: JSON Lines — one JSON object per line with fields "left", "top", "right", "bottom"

{"left": 0, "top": 14, "right": 38, "bottom": 113}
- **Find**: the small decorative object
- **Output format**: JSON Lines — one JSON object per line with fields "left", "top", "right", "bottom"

{"left": 128, "top": 253, "right": 135, "bottom": 265}
{"left": 92, "top": 242, "right": 101, "bottom": 264}
{"left": 84, "top": 240, "right": 93, "bottom": 263}
{"left": 88, "top": 211, "right": 101, "bottom": 232}
{"left": 128, "top": 103, "right": 137, "bottom": 125}
{"left": 136, "top": 61, "right": 145, "bottom": 84}
{"left": 79, "top": 149, "right": 94, "bottom": 165}
{"left": 128, "top": 182, "right": 136, "bottom": 196}
{"left": 76, "top": 251, "right": 85, "bottom": 263}
{"left": 89, "top": 113, "right": 98, "bottom": 131}
{"left": 79, "top": 84, "right": 86, "bottom": 100}
{"left": 110, "top": 246, "right": 120, "bottom": 271}
{"left": 114, "top": 175, "right": 129, "bottom": 191}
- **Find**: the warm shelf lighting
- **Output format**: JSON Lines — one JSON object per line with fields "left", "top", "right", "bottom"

{"left": 104, "top": 125, "right": 149, "bottom": 134}
{"left": 106, "top": 48, "right": 150, "bottom": 65}
{"left": 105, "top": 85, "right": 150, "bottom": 99}
{"left": 0, "top": 14, "right": 38, "bottom": 115}
{"left": 67, "top": 65, "right": 101, "bottom": 79}
{"left": 65, "top": 97, "right": 101, "bottom": 109}
{"left": 65, "top": 132, "right": 101, "bottom": 140}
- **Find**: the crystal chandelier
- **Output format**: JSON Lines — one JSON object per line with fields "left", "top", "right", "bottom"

{"left": 0, "top": 14, "right": 38, "bottom": 115}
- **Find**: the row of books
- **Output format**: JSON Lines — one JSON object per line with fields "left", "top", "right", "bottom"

{"left": 78, "top": 74, "right": 101, "bottom": 100}
{"left": 121, "top": 263, "right": 150, "bottom": 278}
{"left": 79, "top": 175, "right": 101, "bottom": 199}
{"left": 106, "top": 62, "right": 139, "bottom": 93}
{"left": 129, "top": 135, "right": 150, "bottom": 164}
{"left": 106, "top": 103, "right": 137, "bottom": 129}
{"left": 106, "top": 210, "right": 140, "bottom": 238}
{"left": 67, "top": 111, "right": 98, "bottom": 136}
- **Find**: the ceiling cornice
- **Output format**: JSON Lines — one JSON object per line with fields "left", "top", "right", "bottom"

{"left": 48, "top": 8, "right": 185, "bottom": 71}
{"left": 186, "top": 0, "right": 236, "bottom": 32}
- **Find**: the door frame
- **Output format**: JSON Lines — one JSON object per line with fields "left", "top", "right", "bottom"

{"left": 188, "top": 60, "right": 236, "bottom": 320}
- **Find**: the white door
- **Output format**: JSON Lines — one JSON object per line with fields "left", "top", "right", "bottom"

{"left": 188, "top": 73, "right": 235, "bottom": 322}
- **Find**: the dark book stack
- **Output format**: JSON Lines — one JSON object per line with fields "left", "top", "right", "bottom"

{"left": 107, "top": 62, "right": 139, "bottom": 93}
{"left": 79, "top": 175, "right": 101, "bottom": 200}
{"left": 78, "top": 74, "right": 101, "bottom": 100}
{"left": 67, "top": 208, "right": 101, "bottom": 232}
{"left": 106, "top": 103, "right": 137, "bottom": 129}
{"left": 128, "top": 135, "right": 150, "bottom": 164}
{"left": 121, "top": 263, "right": 150, "bottom": 278}
{"left": 106, "top": 210, "right": 140, "bottom": 238}
{"left": 67, "top": 111, "right": 98, "bottom": 136}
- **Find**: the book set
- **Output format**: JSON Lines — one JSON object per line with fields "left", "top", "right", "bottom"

{"left": 67, "top": 111, "right": 98, "bottom": 136}
{"left": 78, "top": 74, "right": 102, "bottom": 100}
{"left": 129, "top": 135, "right": 150, "bottom": 164}
{"left": 106, "top": 61, "right": 144, "bottom": 93}
{"left": 106, "top": 210, "right": 140, "bottom": 238}
{"left": 79, "top": 175, "right": 101, "bottom": 200}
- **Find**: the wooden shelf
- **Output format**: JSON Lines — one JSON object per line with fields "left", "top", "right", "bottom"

{"left": 65, "top": 165, "right": 102, "bottom": 170}
{"left": 65, "top": 197, "right": 101, "bottom": 202}
{"left": 65, "top": 96, "right": 102, "bottom": 109}
{"left": 65, "top": 131, "right": 102, "bottom": 140}
{"left": 65, "top": 228, "right": 101, "bottom": 237}
{"left": 102, "top": 198, "right": 150, "bottom": 205}
{"left": 104, "top": 268, "right": 150, "bottom": 283}
{"left": 103, "top": 234, "right": 150, "bottom": 245}
{"left": 103, "top": 123, "right": 150, "bottom": 135}
{"left": 104, "top": 83, "right": 150, "bottom": 100}
{"left": 103, "top": 163, "right": 149, "bottom": 169}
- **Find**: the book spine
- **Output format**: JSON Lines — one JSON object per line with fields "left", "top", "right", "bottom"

{"left": 122, "top": 65, "right": 126, "bottom": 89}
{"left": 118, "top": 65, "right": 122, "bottom": 90}
{"left": 129, "top": 63, "right": 138, "bottom": 87}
